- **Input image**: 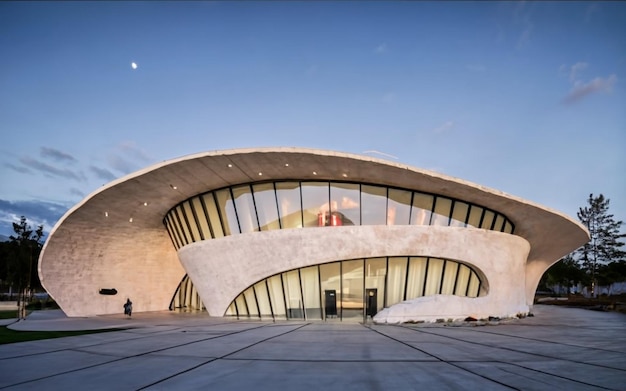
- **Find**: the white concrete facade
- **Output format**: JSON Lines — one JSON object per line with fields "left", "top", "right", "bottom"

{"left": 38, "top": 147, "right": 589, "bottom": 321}
{"left": 179, "top": 226, "right": 530, "bottom": 322}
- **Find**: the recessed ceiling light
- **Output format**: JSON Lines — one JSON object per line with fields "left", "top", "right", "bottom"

{"left": 313, "top": 171, "right": 317, "bottom": 175}
{"left": 258, "top": 172, "right": 263, "bottom": 176}
{"left": 170, "top": 184, "right": 177, "bottom": 190}
{"left": 285, "top": 163, "right": 289, "bottom": 167}
{"left": 104, "top": 212, "right": 108, "bottom": 217}
{"left": 342, "top": 173, "right": 348, "bottom": 178}
{"left": 228, "top": 164, "right": 233, "bottom": 168}
{"left": 143, "top": 202, "right": 148, "bottom": 206}
{"left": 129, "top": 217, "right": 133, "bottom": 223}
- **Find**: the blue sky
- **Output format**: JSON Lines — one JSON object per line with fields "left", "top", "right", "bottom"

{"left": 1, "top": 1, "right": 624, "bottom": 238}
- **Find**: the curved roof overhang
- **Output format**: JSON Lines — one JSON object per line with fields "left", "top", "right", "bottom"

{"left": 39, "top": 147, "right": 589, "bottom": 301}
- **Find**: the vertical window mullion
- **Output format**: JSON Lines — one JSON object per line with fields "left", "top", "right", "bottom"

{"left": 452, "top": 262, "right": 461, "bottom": 295}
{"left": 438, "top": 260, "right": 447, "bottom": 294}
{"left": 384, "top": 257, "right": 389, "bottom": 308}
{"left": 422, "top": 257, "right": 431, "bottom": 297}
{"left": 298, "top": 269, "right": 306, "bottom": 320}
{"left": 250, "top": 185, "right": 262, "bottom": 232}
{"left": 428, "top": 197, "right": 437, "bottom": 225}
{"left": 448, "top": 200, "right": 455, "bottom": 226}
{"left": 273, "top": 183, "right": 283, "bottom": 230}
{"left": 265, "top": 280, "right": 275, "bottom": 321}
{"left": 180, "top": 204, "right": 196, "bottom": 243}
{"left": 199, "top": 195, "right": 215, "bottom": 239}
{"left": 403, "top": 257, "right": 410, "bottom": 301}
{"left": 189, "top": 199, "right": 205, "bottom": 241}
{"left": 229, "top": 188, "right": 243, "bottom": 234}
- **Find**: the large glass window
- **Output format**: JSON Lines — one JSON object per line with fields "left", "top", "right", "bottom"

{"left": 386, "top": 257, "right": 408, "bottom": 307}
{"left": 411, "top": 193, "right": 433, "bottom": 226}
{"left": 450, "top": 201, "right": 469, "bottom": 228}
{"left": 182, "top": 201, "right": 202, "bottom": 241}
{"left": 253, "top": 183, "right": 280, "bottom": 231}
{"left": 361, "top": 185, "right": 387, "bottom": 225}
{"left": 202, "top": 193, "right": 224, "bottom": 238}
{"left": 275, "top": 182, "right": 302, "bottom": 229}
{"left": 301, "top": 266, "right": 321, "bottom": 319}
{"left": 215, "top": 189, "right": 238, "bottom": 236}
{"left": 301, "top": 182, "right": 330, "bottom": 228}
{"left": 431, "top": 197, "right": 452, "bottom": 226}
{"left": 387, "top": 189, "right": 412, "bottom": 225}
{"left": 267, "top": 275, "right": 286, "bottom": 319}
{"left": 406, "top": 257, "right": 428, "bottom": 299}
{"left": 441, "top": 261, "right": 459, "bottom": 295}
{"left": 232, "top": 185, "right": 258, "bottom": 234}
{"left": 283, "top": 270, "right": 303, "bottom": 319}
{"left": 330, "top": 182, "right": 360, "bottom": 226}
{"left": 481, "top": 210, "right": 495, "bottom": 230}
{"left": 466, "top": 205, "right": 483, "bottom": 228}
{"left": 191, "top": 197, "right": 210, "bottom": 240}
{"left": 341, "top": 259, "right": 363, "bottom": 318}
{"left": 254, "top": 281, "right": 272, "bottom": 318}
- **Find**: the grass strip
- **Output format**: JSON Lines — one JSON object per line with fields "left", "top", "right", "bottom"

{"left": 0, "top": 326, "right": 125, "bottom": 345}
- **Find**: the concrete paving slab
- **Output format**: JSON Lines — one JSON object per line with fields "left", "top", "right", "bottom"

{"left": 0, "top": 305, "right": 624, "bottom": 390}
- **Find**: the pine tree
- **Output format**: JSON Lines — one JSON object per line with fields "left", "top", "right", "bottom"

{"left": 575, "top": 194, "right": 625, "bottom": 296}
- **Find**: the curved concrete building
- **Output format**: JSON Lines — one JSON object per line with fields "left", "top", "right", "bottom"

{"left": 38, "top": 147, "right": 588, "bottom": 323}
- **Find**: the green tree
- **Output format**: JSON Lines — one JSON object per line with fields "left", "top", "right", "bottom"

{"left": 575, "top": 194, "right": 625, "bottom": 296}
{"left": 3, "top": 216, "right": 44, "bottom": 318}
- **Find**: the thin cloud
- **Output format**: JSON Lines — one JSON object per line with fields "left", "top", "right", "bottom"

{"left": 563, "top": 74, "right": 617, "bottom": 104}
{"left": 432, "top": 121, "right": 455, "bottom": 134}
{"left": 19, "top": 156, "right": 85, "bottom": 181}
{"left": 362, "top": 150, "right": 399, "bottom": 160}
{"left": 90, "top": 165, "right": 117, "bottom": 181}
{"left": 118, "top": 141, "right": 151, "bottom": 162}
{"left": 513, "top": 2, "right": 534, "bottom": 49}
{"left": 569, "top": 62, "right": 588, "bottom": 82}
{"left": 107, "top": 155, "right": 137, "bottom": 175}
{"left": 40, "top": 147, "right": 76, "bottom": 163}
{"left": 4, "top": 162, "right": 31, "bottom": 174}
{"left": 69, "top": 188, "right": 85, "bottom": 198}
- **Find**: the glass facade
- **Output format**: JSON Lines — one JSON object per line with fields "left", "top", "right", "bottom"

{"left": 227, "top": 256, "right": 483, "bottom": 320}
{"left": 164, "top": 181, "right": 515, "bottom": 250}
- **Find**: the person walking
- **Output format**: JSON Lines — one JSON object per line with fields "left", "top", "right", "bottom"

{"left": 123, "top": 298, "right": 133, "bottom": 317}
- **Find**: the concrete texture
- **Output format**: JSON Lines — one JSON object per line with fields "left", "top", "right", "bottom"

{"left": 1, "top": 305, "right": 624, "bottom": 390}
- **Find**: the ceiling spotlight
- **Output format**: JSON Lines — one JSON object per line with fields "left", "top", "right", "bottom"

{"left": 129, "top": 217, "right": 133, "bottom": 223}
{"left": 143, "top": 202, "right": 148, "bottom": 206}
{"left": 104, "top": 212, "right": 108, "bottom": 217}
{"left": 170, "top": 184, "right": 177, "bottom": 190}
{"left": 342, "top": 173, "right": 348, "bottom": 178}
{"left": 258, "top": 172, "right": 263, "bottom": 176}
{"left": 313, "top": 171, "right": 317, "bottom": 175}
{"left": 228, "top": 164, "right": 233, "bottom": 168}
{"left": 285, "top": 163, "right": 289, "bottom": 167}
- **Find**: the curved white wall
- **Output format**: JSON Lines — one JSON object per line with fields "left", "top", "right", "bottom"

{"left": 178, "top": 225, "right": 530, "bottom": 320}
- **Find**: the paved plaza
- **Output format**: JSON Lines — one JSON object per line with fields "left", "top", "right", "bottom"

{"left": 0, "top": 305, "right": 625, "bottom": 390}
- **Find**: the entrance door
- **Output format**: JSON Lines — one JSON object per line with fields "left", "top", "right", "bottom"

{"left": 324, "top": 290, "right": 337, "bottom": 319}
{"left": 366, "top": 288, "right": 378, "bottom": 318}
